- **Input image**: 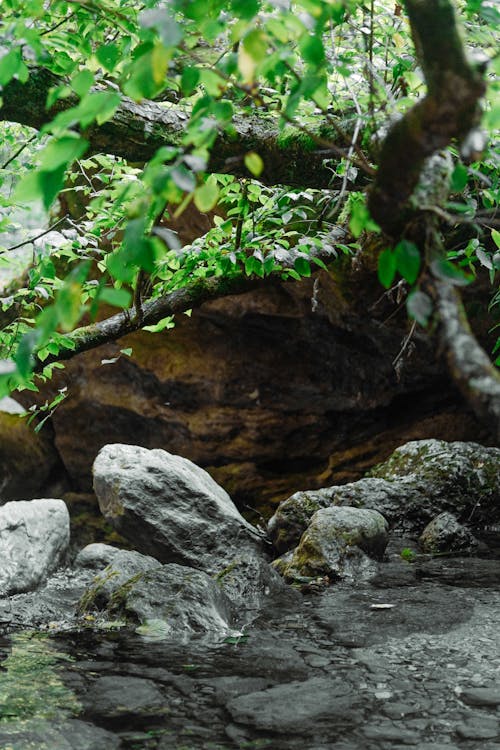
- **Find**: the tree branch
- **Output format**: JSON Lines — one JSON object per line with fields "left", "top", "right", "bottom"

{"left": 0, "top": 66, "right": 353, "bottom": 189}
{"left": 35, "top": 274, "right": 259, "bottom": 371}
{"left": 432, "top": 278, "right": 500, "bottom": 441}
{"left": 368, "top": 0, "right": 486, "bottom": 236}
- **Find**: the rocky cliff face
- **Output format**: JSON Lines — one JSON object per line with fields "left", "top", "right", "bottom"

{"left": 16, "top": 273, "right": 492, "bottom": 514}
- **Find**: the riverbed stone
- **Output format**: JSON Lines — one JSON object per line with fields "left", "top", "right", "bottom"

{"left": 81, "top": 675, "right": 167, "bottom": 720}
{"left": 93, "top": 443, "right": 264, "bottom": 573}
{"left": 0, "top": 719, "right": 121, "bottom": 750}
{"left": 0, "top": 499, "right": 70, "bottom": 595}
{"left": 419, "top": 511, "right": 480, "bottom": 554}
{"left": 275, "top": 506, "right": 388, "bottom": 582}
{"left": 226, "top": 675, "right": 360, "bottom": 733}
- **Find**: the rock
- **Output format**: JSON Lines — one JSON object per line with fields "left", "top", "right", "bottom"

{"left": 226, "top": 675, "right": 360, "bottom": 733}
{"left": 0, "top": 719, "right": 121, "bottom": 750}
{"left": 78, "top": 547, "right": 232, "bottom": 635}
{"left": 419, "top": 512, "right": 480, "bottom": 554}
{"left": 0, "top": 409, "right": 61, "bottom": 501}
{"left": 458, "top": 686, "right": 500, "bottom": 706}
{"left": 370, "top": 440, "right": 500, "bottom": 529}
{"left": 275, "top": 506, "right": 388, "bottom": 582}
{"left": 416, "top": 557, "right": 500, "bottom": 587}
{"left": 268, "top": 440, "right": 500, "bottom": 551}
{"left": 212, "top": 551, "right": 298, "bottom": 623}
{"left": 74, "top": 542, "right": 128, "bottom": 570}
{"left": 93, "top": 443, "right": 264, "bottom": 572}
{"left": 455, "top": 715, "right": 500, "bottom": 739}
{"left": 81, "top": 675, "right": 167, "bottom": 720}
{"left": 0, "top": 499, "right": 69, "bottom": 595}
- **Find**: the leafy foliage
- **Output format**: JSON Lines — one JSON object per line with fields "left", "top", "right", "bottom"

{"left": 0, "top": 0, "right": 498, "bottom": 402}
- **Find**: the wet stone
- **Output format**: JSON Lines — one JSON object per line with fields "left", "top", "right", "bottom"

{"left": 459, "top": 686, "right": 500, "bottom": 706}
{"left": 455, "top": 715, "right": 500, "bottom": 739}
{"left": 0, "top": 719, "right": 121, "bottom": 750}
{"left": 81, "top": 674, "right": 168, "bottom": 720}
{"left": 362, "top": 723, "right": 421, "bottom": 743}
{"left": 226, "top": 675, "right": 361, "bottom": 733}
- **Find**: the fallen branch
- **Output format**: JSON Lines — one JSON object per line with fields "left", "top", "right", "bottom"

{"left": 0, "top": 66, "right": 355, "bottom": 189}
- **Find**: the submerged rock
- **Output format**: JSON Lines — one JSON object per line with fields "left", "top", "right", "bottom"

{"left": 275, "top": 506, "right": 387, "bottom": 582}
{"left": 419, "top": 512, "right": 480, "bottom": 554}
{"left": 0, "top": 719, "right": 121, "bottom": 750}
{"left": 0, "top": 499, "right": 69, "bottom": 595}
{"left": 93, "top": 444, "right": 264, "bottom": 573}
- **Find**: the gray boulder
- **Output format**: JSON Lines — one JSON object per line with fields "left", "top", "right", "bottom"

{"left": 268, "top": 440, "right": 500, "bottom": 552}
{"left": 93, "top": 444, "right": 264, "bottom": 573}
{"left": 274, "top": 506, "right": 387, "bottom": 582}
{"left": 78, "top": 546, "right": 232, "bottom": 635}
{"left": 0, "top": 499, "right": 69, "bottom": 595}
{"left": 419, "top": 512, "right": 480, "bottom": 555}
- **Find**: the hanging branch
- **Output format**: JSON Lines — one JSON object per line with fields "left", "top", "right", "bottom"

{"left": 368, "top": 0, "right": 486, "bottom": 237}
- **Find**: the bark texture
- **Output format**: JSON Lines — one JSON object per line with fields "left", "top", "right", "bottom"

{"left": 369, "top": 0, "right": 485, "bottom": 236}
{"left": 0, "top": 67, "right": 349, "bottom": 189}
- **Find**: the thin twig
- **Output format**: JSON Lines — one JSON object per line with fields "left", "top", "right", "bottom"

{"left": 0, "top": 215, "right": 69, "bottom": 255}
{"left": 1, "top": 136, "right": 37, "bottom": 170}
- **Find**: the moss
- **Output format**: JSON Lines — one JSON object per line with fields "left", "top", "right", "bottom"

{"left": 276, "top": 127, "right": 316, "bottom": 153}
{"left": 0, "top": 632, "right": 81, "bottom": 723}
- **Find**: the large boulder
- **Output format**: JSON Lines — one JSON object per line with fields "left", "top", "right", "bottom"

{"left": 274, "top": 506, "right": 388, "bottom": 582}
{"left": 92, "top": 444, "right": 264, "bottom": 573}
{"left": 76, "top": 545, "right": 232, "bottom": 635}
{"left": 0, "top": 499, "right": 69, "bottom": 595}
{"left": 268, "top": 440, "right": 500, "bottom": 552}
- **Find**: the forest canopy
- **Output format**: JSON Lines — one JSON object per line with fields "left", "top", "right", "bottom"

{"left": 0, "top": 0, "right": 499, "bottom": 433}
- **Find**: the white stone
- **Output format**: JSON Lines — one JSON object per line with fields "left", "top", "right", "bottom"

{"left": 0, "top": 499, "right": 69, "bottom": 594}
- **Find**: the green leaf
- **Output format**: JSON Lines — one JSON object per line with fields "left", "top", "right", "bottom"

{"left": 0, "top": 49, "right": 22, "bottom": 86}
{"left": 243, "top": 29, "right": 268, "bottom": 62}
{"left": 450, "top": 163, "right": 468, "bottom": 192}
{"left": 143, "top": 316, "right": 175, "bottom": 332}
{"left": 407, "top": 290, "right": 433, "bottom": 326}
{"left": 395, "top": 240, "right": 420, "bottom": 285}
{"left": 78, "top": 91, "right": 121, "bottom": 127}
{"left": 71, "top": 69, "right": 94, "bottom": 98}
{"left": 96, "top": 44, "right": 120, "bottom": 72}
{"left": 15, "top": 330, "right": 39, "bottom": 378}
{"left": 123, "top": 44, "right": 170, "bottom": 100}
{"left": 299, "top": 35, "right": 325, "bottom": 66}
{"left": 431, "top": 259, "right": 472, "bottom": 286}
{"left": 231, "top": 0, "right": 259, "bottom": 20}
{"left": 378, "top": 249, "right": 397, "bottom": 288}
{"left": 181, "top": 67, "right": 200, "bottom": 95}
{"left": 294, "top": 256, "right": 311, "bottom": 277}
{"left": 244, "top": 152, "right": 264, "bottom": 177}
{"left": 492, "top": 229, "right": 500, "bottom": 250}
{"left": 349, "top": 201, "right": 380, "bottom": 238}
{"left": 194, "top": 177, "right": 220, "bottom": 212}
{"left": 39, "top": 135, "right": 88, "bottom": 171}
{"left": 99, "top": 287, "right": 132, "bottom": 308}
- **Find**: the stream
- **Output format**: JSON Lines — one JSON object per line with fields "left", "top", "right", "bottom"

{"left": 1, "top": 554, "right": 500, "bottom": 750}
